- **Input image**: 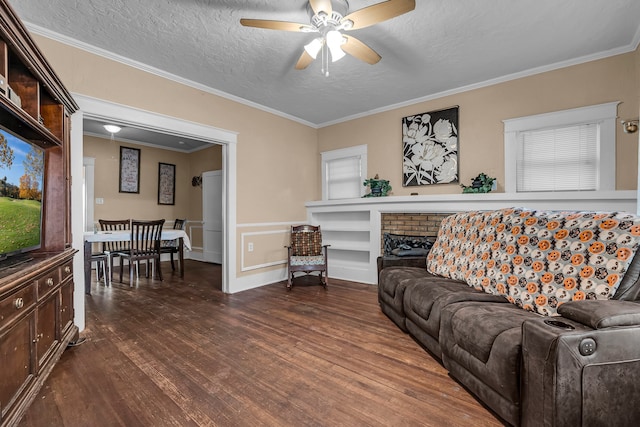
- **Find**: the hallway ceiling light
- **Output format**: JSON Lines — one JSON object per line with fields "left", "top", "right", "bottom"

{"left": 103, "top": 124, "right": 122, "bottom": 134}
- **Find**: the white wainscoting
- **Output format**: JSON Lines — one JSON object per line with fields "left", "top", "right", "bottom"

{"left": 240, "top": 229, "right": 289, "bottom": 272}
{"left": 183, "top": 220, "right": 204, "bottom": 262}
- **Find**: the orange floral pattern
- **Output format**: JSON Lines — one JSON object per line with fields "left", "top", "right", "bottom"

{"left": 427, "top": 208, "right": 640, "bottom": 316}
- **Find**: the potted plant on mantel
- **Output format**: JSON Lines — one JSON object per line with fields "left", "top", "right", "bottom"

{"left": 363, "top": 174, "right": 392, "bottom": 197}
{"left": 460, "top": 172, "right": 496, "bottom": 193}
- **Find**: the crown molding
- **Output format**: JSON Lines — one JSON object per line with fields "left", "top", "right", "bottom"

{"left": 24, "top": 22, "right": 319, "bottom": 129}
{"left": 317, "top": 44, "right": 640, "bottom": 128}
{"left": 25, "top": 22, "right": 640, "bottom": 130}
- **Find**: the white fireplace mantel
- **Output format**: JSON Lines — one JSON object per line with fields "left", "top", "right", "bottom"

{"left": 305, "top": 190, "right": 637, "bottom": 285}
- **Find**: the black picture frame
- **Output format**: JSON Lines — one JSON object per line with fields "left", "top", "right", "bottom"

{"left": 402, "top": 106, "right": 459, "bottom": 187}
{"left": 158, "top": 162, "right": 175, "bottom": 205}
{"left": 119, "top": 146, "right": 140, "bottom": 193}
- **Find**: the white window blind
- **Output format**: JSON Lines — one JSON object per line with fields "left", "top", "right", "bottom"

{"left": 516, "top": 124, "right": 598, "bottom": 192}
{"left": 326, "top": 156, "right": 362, "bottom": 199}
{"left": 503, "top": 102, "right": 617, "bottom": 194}
{"left": 321, "top": 145, "right": 367, "bottom": 200}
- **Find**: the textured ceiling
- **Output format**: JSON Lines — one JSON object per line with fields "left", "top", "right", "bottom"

{"left": 11, "top": 0, "right": 640, "bottom": 129}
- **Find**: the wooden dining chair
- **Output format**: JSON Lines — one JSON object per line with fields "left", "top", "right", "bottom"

{"left": 118, "top": 219, "right": 165, "bottom": 286}
{"left": 160, "top": 219, "right": 186, "bottom": 271}
{"left": 90, "top": 251, "right": 110, "bottom": 285}
{"left": 98, "top": 219, "right": 130, "bottom": 280}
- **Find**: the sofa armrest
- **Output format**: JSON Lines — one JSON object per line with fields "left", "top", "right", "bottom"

{"left": 521, "top": 315, "right": 640, "bottom": 426}
{"left": 557, "top": 300, "right": 640, "bottom": 329}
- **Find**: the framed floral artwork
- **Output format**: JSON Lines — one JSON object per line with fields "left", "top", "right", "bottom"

{"left": 119, "top": 146, "right": 140, "bottom": 193}
{"left": 402, "top": 106, "right": 459, "bottom": 186}
{"left": 158, "top": 162, "right": 175, "bottom": 205}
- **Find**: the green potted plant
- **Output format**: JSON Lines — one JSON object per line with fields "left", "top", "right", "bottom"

{"left": 363, "top": 174, "right": 392, "bottom": 197}
{"left": 460, "top": 173, "right": 495, "bottom": 193}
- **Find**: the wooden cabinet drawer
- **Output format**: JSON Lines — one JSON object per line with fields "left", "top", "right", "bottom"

{"left": 0, "top": 284, "right": 36, "bottom": 330}
{"left": 36, "top": 270, "right": 60, "bottom": 300}
{"left": 60, "top": 261, "right": 72, "bottom": 282}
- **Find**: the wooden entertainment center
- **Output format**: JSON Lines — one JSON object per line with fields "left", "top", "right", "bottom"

{"left": 0, "top": 1, "right": 78, "bottom": 426}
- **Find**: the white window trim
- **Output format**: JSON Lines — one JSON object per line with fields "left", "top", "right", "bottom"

{"left": 321, "top": 144, "right": 367, "bottom": 200}
{"left": 503, "top": 101, "right": 619, "bottom": 193}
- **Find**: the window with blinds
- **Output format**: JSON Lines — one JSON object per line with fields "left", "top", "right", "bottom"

{"left": 325, "top": 156, "right": 363, "bottom": 199}
{"left": 503, "top": 102, "right": 617, "bottom": 194}
{"left": 517, "top": 124, "right": 598, "bottom": 192}
{"left": 321, "top": 145, "right": 367, "bottom": 200}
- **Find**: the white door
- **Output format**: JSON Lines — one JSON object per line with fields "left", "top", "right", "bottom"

{"left": 203, "top": 170, "right": 223, "bottom": 264}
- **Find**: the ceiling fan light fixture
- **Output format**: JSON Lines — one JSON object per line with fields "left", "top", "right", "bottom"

{"left": 326, "top": 30, "right": 346, "bottom": 62}
{"left": 304, "top": 37, "right": 323, "bottom": 59}
{"left": 103, "top": 124, "right": 122, "bottom": 134}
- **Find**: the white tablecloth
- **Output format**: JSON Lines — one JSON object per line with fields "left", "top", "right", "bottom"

{"left": 84, "top": 229, "right": 191, "bottom": 250}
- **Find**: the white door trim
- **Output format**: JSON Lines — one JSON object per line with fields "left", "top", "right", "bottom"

{"left": 72, "top": 93, "right": 238, "bottom": 294}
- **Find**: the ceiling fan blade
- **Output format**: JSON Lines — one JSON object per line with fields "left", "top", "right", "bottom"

{"left": 240, "top": 18, "right": 314, "bottom": 32}
{"left": 309, "top": 0, "right": 333, "bottom": 16}
{"left": 342, "top": 0, "right": 415, "bottom": 30}
{"left": 295, "top": 50, "right": 315, "bottom": 70}
{"left": 342, "top": 36, "right": 381, "bottom": 65}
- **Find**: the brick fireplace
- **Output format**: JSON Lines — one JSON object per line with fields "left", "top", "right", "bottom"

{"left": 380, "top": 213, "right": 449, "bottom": 251}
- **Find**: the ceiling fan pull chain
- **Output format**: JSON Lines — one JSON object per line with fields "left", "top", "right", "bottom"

{"left": 322, "top": 39, "right": 329, "bottom": 76}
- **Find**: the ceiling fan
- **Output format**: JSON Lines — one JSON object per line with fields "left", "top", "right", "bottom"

{"left": 240, "top": 0, "right": 416, "bottom": 76}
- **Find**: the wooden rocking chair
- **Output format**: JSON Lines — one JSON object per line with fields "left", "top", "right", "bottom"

{"left": 285, "top": 225, "right": 329, "bottom": 290}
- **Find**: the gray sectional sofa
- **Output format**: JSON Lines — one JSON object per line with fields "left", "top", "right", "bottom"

{"left": 378, "top": 208, "right": 640, "bottom": 426}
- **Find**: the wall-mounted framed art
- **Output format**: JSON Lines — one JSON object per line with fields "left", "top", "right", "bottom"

{"left": 402, "top": 106, "right": 459, "bottom": 187}
{"left": 119, "top": 146, "right": 140, "bottom": 193}
{"left": 158, "top": 162, "right": 176, "bottom": 205}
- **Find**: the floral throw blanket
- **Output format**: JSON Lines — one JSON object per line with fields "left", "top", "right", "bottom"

{"left": 427, "top": 208, "right": 640, "bottom": 316}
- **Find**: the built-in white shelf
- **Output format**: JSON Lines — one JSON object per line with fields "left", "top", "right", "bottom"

{"left": 308, "top": 190, "right": 638, "bottom": 285}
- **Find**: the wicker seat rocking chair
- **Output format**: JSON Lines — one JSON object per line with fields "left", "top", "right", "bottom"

{"left": 285, "top": 225, "right": 330, "bottom": 290}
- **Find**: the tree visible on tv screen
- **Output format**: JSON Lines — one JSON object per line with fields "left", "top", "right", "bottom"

{"left": 0, "top": 134, "right": 43, "bottom": 253}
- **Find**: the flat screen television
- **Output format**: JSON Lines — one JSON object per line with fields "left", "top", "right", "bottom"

{"left": 0, "top": 126, "right": 44, "bottom": 261}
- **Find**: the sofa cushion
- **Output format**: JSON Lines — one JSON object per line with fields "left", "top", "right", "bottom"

{"left": 378, "top": 267, "right": 431, "bottom": 331}
{"left": 480, "top": 209, "right": 640, "bottom": 316}
{"left": 447, "top": 303, "right": 537, "bottom": 364}
{"left": 440, "top": 302, "right": 540, "bottom": 413}
{"left": 379, "top": 267, "right": 431, "bottom": 300}
{"left": 404, "top": 277, "right": 508, "bottom": 341}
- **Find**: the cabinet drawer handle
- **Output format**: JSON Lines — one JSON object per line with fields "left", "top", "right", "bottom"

{"left": 46, "top": 277, "right": 54, "bottom": 287}
{"left": 14, "top": 297, "right": 24, "bottom": 309}
{"left": 64, "top": 266, "right": 71, "bottom": 274}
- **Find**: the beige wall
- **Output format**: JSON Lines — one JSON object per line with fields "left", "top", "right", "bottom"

{"left": 319, "top": 51, "right": 639, "bottom": 196}
{"left": 33, "top": 35, "right": 317, "bottom": 279}
{"left": 85, "top": 135, "right": 189, "bottom": 220}
{"left": 33, "top": 35, "right": 319, "bottom": 225}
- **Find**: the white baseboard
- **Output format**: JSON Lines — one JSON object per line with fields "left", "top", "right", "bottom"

{"left": 231, "top": 267, "right": 288, "bottom": 293}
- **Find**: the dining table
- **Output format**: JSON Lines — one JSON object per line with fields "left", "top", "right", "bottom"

{"left": 83, "top": 229, "right": 192, "bottom": 294}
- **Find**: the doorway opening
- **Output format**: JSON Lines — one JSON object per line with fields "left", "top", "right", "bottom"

{"left": 72, "top": 94, "right": 237, "bottom": 295}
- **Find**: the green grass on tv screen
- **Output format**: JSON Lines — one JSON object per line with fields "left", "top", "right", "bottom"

{"left": 0, "top": 197, "right": 41, "bottom": 254}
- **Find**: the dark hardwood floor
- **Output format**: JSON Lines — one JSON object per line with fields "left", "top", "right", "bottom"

{"left": 19, "top": 261, "right": 501, "bottom": 427}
